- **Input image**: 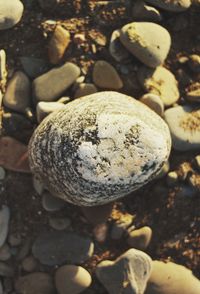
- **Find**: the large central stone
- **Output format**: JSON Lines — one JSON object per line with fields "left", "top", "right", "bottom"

{"left": 28, "top": 92, "right": 171, "bottom": 206}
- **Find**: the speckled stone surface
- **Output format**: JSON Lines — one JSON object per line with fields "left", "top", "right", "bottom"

{"left": 28, "top": 92, "right": 171, "bottom": 206}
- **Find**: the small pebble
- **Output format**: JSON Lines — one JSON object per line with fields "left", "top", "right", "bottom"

{"left": 55, "top": 265, "right": 92, "bottom": 294}
{"left": 120, "top": 22, "right": 171, "bottom": 68}
{"left": 188, "top": 174, "right": 200, "bottom": 191}
{"left": 0, "top": 206, "right": 10, "bottom": 248}
{"left": 48, "top": 25, "right": 70, "bottom": 64}
{"left": 194, "top": 155, "right": 200, "bottom": 171}
{"left": 33, "top": 174, "right": 45, "bottom": 196}
{"left": 186, "top": 82, "right": 200, "bottom": 103}
{"left": 42, "top": 191, "right": 66, "bottom": 212}
{"left": 140, "top": 93, "right": 164, "bottom": 116}
{"left": 74, "top": 83, "right": 97, "bottom": 98}
{"left": 96, "top": 248, "right": 152, "bottom": 294}
{"left": 93, "top": 60, "right": 123, "bottom": 89}
{"left": 138, "top": 66, "right": 179, "bottom": 106}
{"left": 93, "top": 223, "right": 108, "bottom": 243}
{"left": 0, "top": 244, "right": 11, "bottom": 261}
{"left": 145, "top": 261, "right": 200, "bottom": 294}
{"left": 49, "top": 217, "right": 71, "bottom": 230}
{"left": 111, "top": 216, "right": 133, "bottom": 240}
{"left": 0, "top": 167, "right": 5, "bottom": 181}
{"left": 109, "top": 29, "right": 130, "bottom": 62}
{"left": 132, "top": 0, "right": 162, "bottom": 22}
{"left": 188, "top": 54, "right": 200, "bottom": 73}
{"left": 127, "top": 226, "right": 152, "bottom": 250}
{"left": 0, "top": 50, "right": 6, "bottom": 81}
{"left": 15, "top": 272, "right": 55, "bottom": 294}
{"left": 164, "top": 105, "right": 200, "bottom": 151}
{"left": 36, "top": 101, "right": 66, "bottom": 123}
{"left": 3, "top": 71, "right": 31, "bottom": 113}
{"left": 0, "top": 0, "right": 24, "bottom": 30}
{"left": 22, "top": 256, "right": 38, "bottom": 272}
{"left": 167, "top": 171, "right": 179, "bottom": 187}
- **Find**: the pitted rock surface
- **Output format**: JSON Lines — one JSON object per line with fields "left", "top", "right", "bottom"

{"left": 28, "top": 92, "right": 171, "bottom": 206}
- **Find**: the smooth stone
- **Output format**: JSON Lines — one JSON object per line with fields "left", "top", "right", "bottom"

{"left": 96, "top": 248, "right": 152, "bottom": 294}
{"left": 146, "top": 0, "right": 191, "bottom": 12}
{"left": 74, "top": 83, "right": 97, "bottom": 98}
{"left": 155, "top": 161, "right": 170, "bottom": 179}
{"left": 93, "top": 223, "right": 108, "bottom": 243}
{"left": 48, "top": 25, "right": 70, "bottom": 64}
{"left": 55, "top": 265, "right": 92, "bottom": 294}
{"left": 166, "top": 171, "right": 179, "bottom": 186}
{"left": 38, "top": 0, "right": 60, "bottom": 10}
{"left": 0, "top": 244, "right": 11, "bottom": 261}
{"left": 28, "top": 92, "right": 171, "bottom": 206}
{"left": 15, "top": 272, "right": 55, "bottom": 294}
{"left": 32, "top": 62, "right": 80, "bottom": 102}
{"left": 0, "top": 167, "right": 5, "bottom": 180}
{"left": 0, "top": 0, "right": 24, "bottom": 30}
{"left": 120, "top": 22, "right": 171, "bottom": 68}
{"left": 132, "top": 0, "right": 162, "bottom": 22}
{"left": 20, "top": 57, "right": 49, "bottom": 79}
{"left": 0, "top": 50, "right": 6, "bottom": 80}
{"left": 111, "top": 215, "right": 134, "bottom": 240}
{"left": 188, "top": 54, "right": 200, "bottom": 73}
{"left": 93, "top": 61, "right": 123, "bottom": 90}
{"left": 36, "top": 101, "right": 66, "bottom": 123}
{"left": 33, "top": 174, "right": 45, "bottom": 195}
{"left": 2, "top": 112, "right": 33, "bottom": 144}
{"left": 0, "top": 205, "right": 10, "bottom": 248}
{"left": 0, "top": 262, "right": 14, "bottom": 277}
{"left": 42, "top": 191, "right": 66, "bottom": 212}
{"left": 22, "top": 256, "right": 38, "bottom": 272}
{"left": 49, "top": 216, "right": 71, "bottom": 230}
{"left": 81, "top": 203, "right": 114, "bottom": 225}
{"left": 164, "top": 105, "right": 200, "bottom": 151}
{"left": 3, "top": 71, "right": 31, "bottom": 113}
{"left": 127, "top": 226, "right": 152, "bottom": 250}
{"left": 138, "top": 66, "right": 179, "bottom": 106}
{"left": 145, "top": 261, "right": 200, "bottom": 294}
{"left": 109, "top": 29, "right": 131, "bottom": 62}
{"left": 140, "top": 93, "right": 164, "bottom": 116}
{"left": 186, "top": 82, "right": 200, "bottom": 102}
{"left": 32, "top": 231, "right": 94, "bottom": 266}
{"left": 194, "top": 155, "right": 200, "bottom": 171}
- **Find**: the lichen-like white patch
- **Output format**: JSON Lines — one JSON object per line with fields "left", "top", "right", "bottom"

{"left": 29, "top": 91, "right": 171, "bottom": 206}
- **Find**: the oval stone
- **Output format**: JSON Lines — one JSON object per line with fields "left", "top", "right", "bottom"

{"left": 28, "top": 92, "right": 171, "bottom": 206}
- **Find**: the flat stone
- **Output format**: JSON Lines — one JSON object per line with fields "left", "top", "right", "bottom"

{"left": 36, "top": 101, "right": 66, "bottom": 123}
{"left": 48, "top": 25, "right": 70, "bottom": 64}
{"left": 55, "top": 265, "right": 92, "bottom": 294}
{"left": 146, "top": 0, "right": 191, "bottom": 12}
{"left": 93, "top": 60, "right": 123, "bottom": 89}
{"left": 140, "top": 93, "right": 164, "bottom": 116}
{"left": 96, "top": 248, "right": 152, "bottom": 294}
{"left": 0, "top": 262, "right": 14, "bottom": 277}
{"left": 32, "top": 231, "right": 94, "bottom": 266}
{"left": 3, "top": 71, "right": 31, "bottom": 113}
{"left": 49, "top": 216, "right": 71, "bottom": 230}
{"left": 138, "top": 66, "right": 179, "bottom": 106}
{"left": 145, "top": 261, "right": 200, "bottom": 294}
{"left": 120, "top": 22, "right": 171, "bottom": 68}
{"left": 109, "top": 29, "right": 131, "bottom": 62}
{"left": 132, "top": 0, "right": 162, "bottom": 22}
{"left": 74, "top": 83, "right": 97, "bottom": 98}
{"left": 0, "top": 167, "right": 5, "bottom": 181}
{"left": 127, "top": 226, "right": 152, "bottom": 250}
{"left": 167, "top": 171, "right": 179, "bottom": 186}
{"left": 0, "top": 0, "right": 24, "bottom": 30}
{"left": 15, "top": 272, "right": 55, "bottom": 294}
{"left": 0, "top": 205, "right": 10, "bottom": 248}
{"left": 32, "top": 62, "right": 80, "bottom": 102}
{"left": 164, "top": 105, "right": 200, "bottom": 151}
{"left": 20, "top": 57, "right": 49, "bottom": 79}
{"left": 0, "top": 244, "right": 11, "bottom": 261}
{"left": 28, "top": 92, "right": 171, "bottom": 206}
{"left": 42, "top": 191, "right": 66, "bottom": 212}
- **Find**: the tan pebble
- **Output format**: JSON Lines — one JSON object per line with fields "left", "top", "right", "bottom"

{"left": 92, "top": 60, "right": 123, "bottom": 89}
{"left": 140, "top": 93, "right": 164, "bottom": 116}
{"left": 48, "top": 25, "right": 70, "bottom": 64}
{"left": 127, "top": 226, "right": 152, "bottom": 250}
{"left": 55, "top": 265, "right": 91, "bottom": 294}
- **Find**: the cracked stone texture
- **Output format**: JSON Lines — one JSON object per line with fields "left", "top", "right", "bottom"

{"left": 28, "top": 91, "right": 171, "bottom": 206}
